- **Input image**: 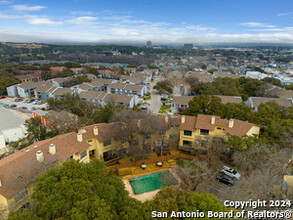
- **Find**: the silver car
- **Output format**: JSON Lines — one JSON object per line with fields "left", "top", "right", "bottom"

{"left": 221, "top": 166, "right": 241, "bottom": 180}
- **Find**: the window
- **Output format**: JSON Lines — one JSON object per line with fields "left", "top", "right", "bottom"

{"left": 199, "top": 140, "right": 208, "bottom": 147}
{"left": 183, "top": 140, "right": 192, "bottom": 146}
{"left": 66, "top": 155, "right": 73, "bottom": 161}
{"left": 184, "top": 130, "right": 192, "bottom": 136}
{"left": 88, "top": 140, "right": 92, "bottom": 143}
{"left": 217, "top": 127, "right": 222, "bottom": 130}
{"left": 103, "top": 139, "right": 111, "bottom": 147}
{"left": 80, "top": 150, "right": 87, "bottom": 159}
{"left": 200, "top": 129, "right": 209, "bottom": 136}
{"left": 14, "top": 188, "right": 28, "bottom": 202}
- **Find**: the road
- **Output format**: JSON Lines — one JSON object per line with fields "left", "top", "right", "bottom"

{"left": 147, "top": 75, "right": 163, "bottom": 115}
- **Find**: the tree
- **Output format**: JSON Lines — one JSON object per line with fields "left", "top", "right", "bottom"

{"left": 154, "top": 80, "right": 173, "bottom": 94}
{"left": 46, "top": 111, "right": 80, "bottom": 134}
{"left": 0, "top": 75, "right": 20, "bottom": 95}
{"left": 25, "top": 160, "right": 137, "bottom": 219}
{"left": 110, "top": 110, "right": 157, "bottom": 160}
{"left": 24, "top": 117, "right": 58, "bottom": 142}
{"left": 261, "top": 77, "right": 282, "bottom": 87}
{"left": 182, "top": 95, "right": 225, "bottom": 117}
{"left": 149, "top": 187, "right": 228, "bottom": 220}
{"left": 47, "top": 94, "right": 116, "bottom": 126}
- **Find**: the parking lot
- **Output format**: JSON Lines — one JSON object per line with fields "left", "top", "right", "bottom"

{"left": 0, "top": 97, "right": 48, "bottom": 113}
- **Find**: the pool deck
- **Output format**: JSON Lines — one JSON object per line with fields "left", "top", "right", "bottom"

{"left": 109, "top": 151, "right": 194, "bottom": 179}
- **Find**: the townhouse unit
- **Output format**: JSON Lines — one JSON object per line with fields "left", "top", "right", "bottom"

{"left": 245, "top": 71, "right": 268, "bottom": 80}
{"left": 179, "top": 114, "right": 260, "bottom": 151}
{"left": 51, "top": 77, "right": 73, "bottom": 87}
{"left": 125, "top": 67, "right": 136, "bottom": 74}
{"left": 70, "top": 67, "right": 87, "bottom": 75}
{"left": 34, "top": 82, "right": 59, "bottom": 100}
{"left": 14, "top": 72, "right": 42, "bottom": 83}
{"left": 8, "top": 81, "right": 50, "bottom": 98}
{"left": 97, "top": 70, "right": 119, "bottom": 79}
{"left": 74, "top": 79, "right": 115, "bottom": 94}
{"left": 79, "top": 91, "right": 137, "bottom": 108}
{"left": 143, "top": 68, "right": 159, "bottom": 76}
{"left": 171, "top": 95, "right": 242, "bottom": 113}
{"left": 107, "top": 83, "right": 146, "bottom": 97}
{"left": 50, "top": 66, "right": 66, "bottom": 75}
{"left": 50, "top": 88, "right": 73, "bottom": 100}
{"left": 0, "top": 132, "right": 92, "bottom": 219}
{"left": 171, "top": 95, "right": 193, "bottom": 113}
{"left": 246, "top": 97, "right": 293, "bottom": 111}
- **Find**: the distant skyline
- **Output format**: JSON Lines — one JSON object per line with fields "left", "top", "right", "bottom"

{"left": 0, "top": 0, "right": 293, "bottom": 44}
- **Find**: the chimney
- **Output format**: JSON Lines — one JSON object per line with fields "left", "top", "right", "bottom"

{"left": 164, "top": 115, "right": 169, "bottom": 124}
{"left": 181, "top": 115, "right": 185, "bottom": 124}
{"left": 36, "top": 150, "right": 44, "bottom": 162}
{"left": 211, "top": 116, "right": 216, "bottom": 124}
{"left": 137, "top": 119, "right": 141, "bottom": 128}
{"left": 77, "top": 133, "right": 83, "bottom": 142}
{"left": 229, "top": 119, "right": 234, "bottom": 128}
{"left": 49, "top": 144, "right": 56, "bottom": 155}
{"left": 93, "top": 126, "right": 99, "bottom": 135}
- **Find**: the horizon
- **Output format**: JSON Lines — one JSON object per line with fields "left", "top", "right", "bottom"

{"left": 0, "top": 0, "right": 293, "bottom": 44}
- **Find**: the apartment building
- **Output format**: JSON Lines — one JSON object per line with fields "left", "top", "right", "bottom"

{"left": 107, "top": 83, "right": 146, "bottom": 97}
{"left": 79, "top": 91, "right": 137, "bottom": 108}
{"left": 179, "top": 114, "right": 260, "bottom": 151}
{"left": 246, "top": 97, "right": 293, "bottom": 111}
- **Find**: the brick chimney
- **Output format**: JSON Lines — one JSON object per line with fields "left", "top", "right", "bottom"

{"left": 164, "top": 115, "right": 169, "bottom": 124}
{"left": 94, "top": 126, "right": 99, "bottom": 135}
{"left": 49, "top": 144, "right": 56, "bottom": 155}
{"left": 77, "top": 133, "right": 83, "bottom": 142}
{"left": 229, "top": 119, "right": 234, "bottom": 128}
{"left": 36, "top": 150, "right": 44, "bottom": 162}
{"left": 181, "top": 115, "right": 185, "bottom": 124}
{"left": 211, "top": 116, "right": 215, "bottom": 124}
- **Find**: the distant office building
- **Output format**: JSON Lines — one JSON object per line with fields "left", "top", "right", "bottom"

{"left": 183, "top": 44, "right": 193, "bottom": 50}
{"left": 146, "top": 40, "right": 152, "bottom": 48}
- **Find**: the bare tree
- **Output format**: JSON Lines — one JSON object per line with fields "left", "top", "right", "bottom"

{"left": 110, "top": 110, "right": 157, "bottom": 160}
{"left": 222, "top": 147, "right": 293, "bottom": 201}
{"left": 47, "top": 111, "right": 80, "bottom": 134}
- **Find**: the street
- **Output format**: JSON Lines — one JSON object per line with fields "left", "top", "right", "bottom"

{"left": 146, "top": 75, "right": 163, "bottom": 115}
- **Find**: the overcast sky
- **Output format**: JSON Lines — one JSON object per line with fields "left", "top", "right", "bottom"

{"left": 0, "top": 0, "right": 293, "bottom": 44}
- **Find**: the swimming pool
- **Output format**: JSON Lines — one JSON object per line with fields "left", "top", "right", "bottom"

{"left": 129, "top": 171, "right": 178, "bottom": 194}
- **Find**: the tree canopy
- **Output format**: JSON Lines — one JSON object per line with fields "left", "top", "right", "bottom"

{"left": 8, "top": 160, "right": 228, "bottom": 220}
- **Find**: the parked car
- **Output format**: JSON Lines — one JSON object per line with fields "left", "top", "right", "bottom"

{"left": 0, "top": 96, "right": 6, "bottom": 99}
{"left": 10, "top": 104, "right": 17, "bottom": 108}
{"left": 141, "top": 105, "right": 148, "bottom": 110}
{"left": 20, "top": 106, "right": 28, "bottom": 110}
{"left": 221, "top": 166, "right": 241, "bottom": 180}
{"left": 3, "top": 104, "right": 10, "bottom": 108}
{"left": 13, "top": 98, "right": 23, "bottom": 102}
{"left": 40, "top": 107, "right": 46, "bottom": 111}
{"left": 216, "top": 173, "right": 234, "bottom": 186}
{"left": 38, "top": 100, "right": 44, "bottom": 105}
{"left": 25, "top": 99, "right": 35, "bottom": 103}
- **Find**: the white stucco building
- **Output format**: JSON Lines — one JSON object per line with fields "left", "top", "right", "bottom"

{"left": 0, "top": 106, "right": 28, "bottom": 149}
